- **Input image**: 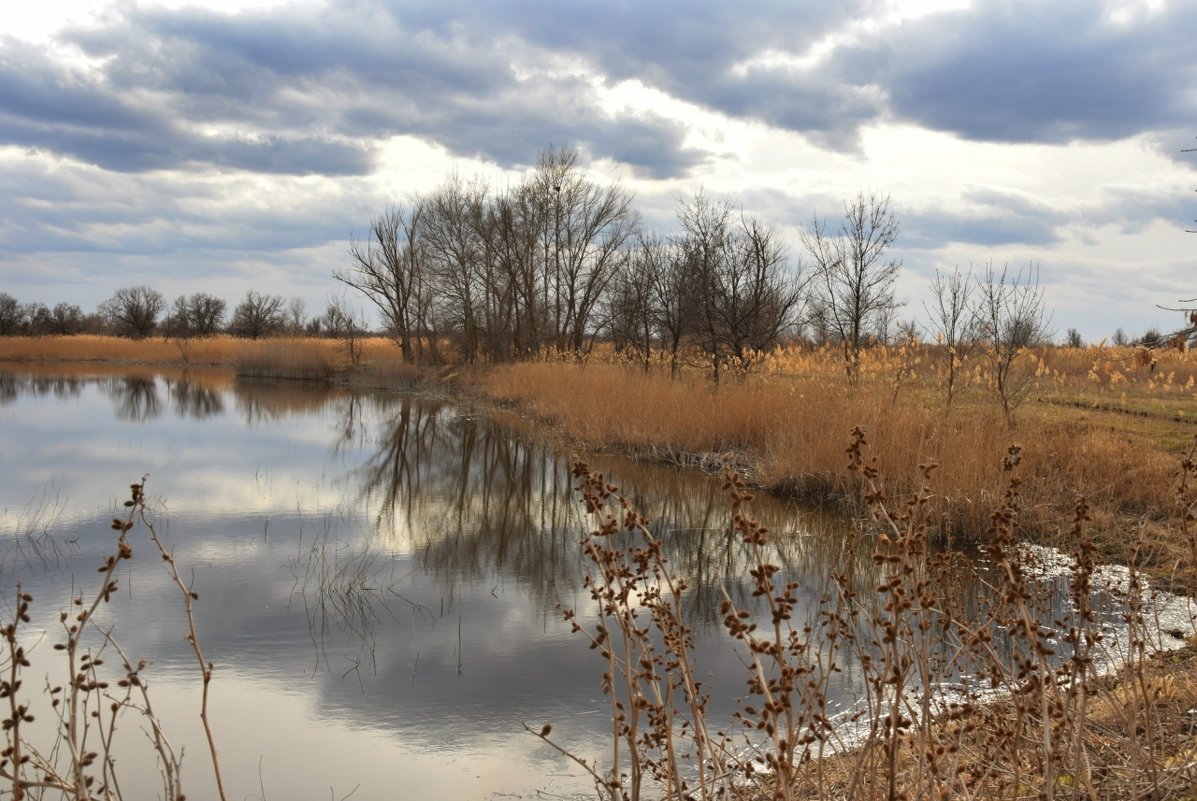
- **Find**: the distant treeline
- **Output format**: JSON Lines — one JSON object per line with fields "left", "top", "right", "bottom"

{"left": 0, "top": 287, "right": 329, "bottom": 341}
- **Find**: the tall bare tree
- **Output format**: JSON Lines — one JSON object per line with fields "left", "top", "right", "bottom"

{"left": 535, "top": 146, "right": 638, "bottom": 352}
{"left": 336, "top": 204, "right": 429, "bottom": 363}
{"left": 679, "top": 191, "right": 735, "bottom": 379}
{"left": 488, "top": 183, "right": 548, "bottom": 357}
{"left": 99, "top": 286, "right": 166, "bottom": 339}
{"left": 423, "top": 174, "right": 490, "bottom": 363}
{"left": 801, "top": 192, "right": 902, "bottom": 382}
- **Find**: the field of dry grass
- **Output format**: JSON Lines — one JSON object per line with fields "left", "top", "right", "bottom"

{"left": 0, "top": 334, "right": 401, "bottom": 373}
{"left": 479, "top": 343, "right": 1197, "bottom": 558}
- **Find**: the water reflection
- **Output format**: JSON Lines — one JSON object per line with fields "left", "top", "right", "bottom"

{"left": 339, "top": 389, "right": 883, "bottom": 627}
{"left": 105, "top": 376, "right": 162, "bottom": 421}
{"left": 0, "top": 371, "right": 85, "bottom": 404}
{"left": 165, "top": 375, "right": 225, "bottom": 419}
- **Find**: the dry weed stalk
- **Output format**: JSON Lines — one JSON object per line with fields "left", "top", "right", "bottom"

{"left": 531, "top": 461, "right": 740, "bottom": 801}
{"left": 0, "top": 478, "right": 225, "bottom": 801}
{"left": 536, "top": 429, "right": 1197, "bottom": 801}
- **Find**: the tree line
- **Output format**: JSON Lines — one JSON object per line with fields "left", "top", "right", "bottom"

{"left": 334, "top": 146, "right": 1063, "bottom": 385}
{"left": 335, "top": 145, "right": 904, "bottom": 379}
{"left": 0, "top": 286, "right": 357, "bottom": 341}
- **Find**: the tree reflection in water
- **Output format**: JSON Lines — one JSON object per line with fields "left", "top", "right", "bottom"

{"left": 165, "top": 375, "right": 225, "bottom": 419}
{"left": 0, "top": 371, "right": 85, "bottom": 405}
{"left": 345, "top": 391, "right": 894, "bottom": 631}
{"left": 104, "top": 376, "right": 161, "bottom": 422}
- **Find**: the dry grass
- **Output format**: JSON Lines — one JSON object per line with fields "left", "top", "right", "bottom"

{"left": 0, "top": 335, "right": 403, "bottom": 378}
{"left": 543, "top": 453, "right": 1197, "bottom": 801}
{"left": 476, "top": 343, "right": 1197, "bottom": 580}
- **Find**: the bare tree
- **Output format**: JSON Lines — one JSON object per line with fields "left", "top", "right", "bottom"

{"left": 924, "top": 266, "right": 974, "bottom": 408}
{"left": 606, "top": 235, "right": 657, "bottom": 371}
{"left": 228, "top": 290, "right": 286, "bottom": 339}
{"left": 99, "top": 286, "right": 166, "bottom": 339}
{"left": 25, "top": 303, "right": 51, "bottom": 336}
{"left": 488, "top": 183, "right": 549, "bottom": 357}
{"left": 805, "top": 296, "right": 833, "bottom": 347}
{"left": 285, "top": 297, "right": 308, "bottom": 335}
{"left": 47, "top": 303, "right": 84, "bottom": 335}
{"left": 323, "top": 292, "right": 367, "bottom": 366}
{"left": 0, "top": 294, "right": 22, "bottom": 336}
{"left": 678, "top": 193, "right": 806, "bottom": 378}
{"left": 536, "top": 146, "right": 639, "bottom": 353}
{"left": 715, "top": 215, "right": 806, "bottom": 369}
{"left": 336, "top": 204, "right": 431, "bottom": 363}
{"left": 423, "top": 174, "right": 490, "bottom": 363}
{"left": 800, "top": 192, "right": 903, "bottom": 382}
{"left": 166, "top": 293, "right": 226, "bottom": 338}
{"left": 189, "top": 294, "right": 227, "bottom": 337}
{"left": 972, "top": 262, "right": 1052, "bottom": 424}
{"left": 678, "top": 191, "right": 734, "bottom": 379}
{"left": 646, "top": 235, "right": 696, "bottom": 377}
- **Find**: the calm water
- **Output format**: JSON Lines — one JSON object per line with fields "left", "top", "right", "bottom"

{"left": 0, "top": 366, "right": 877, "bottom": 801}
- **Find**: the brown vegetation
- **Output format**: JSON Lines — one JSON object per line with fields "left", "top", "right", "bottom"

{"left": 0, "top": 334, "right": 395, "bottom": 373}
{"left": 1, "top": 479, "right": 225, "bottom": 801}
{"left": 478, "top": 342, "right": 1197, "bottom": 582}
{"left": 535, "top": 449, "right": 1197, "bottom": 801}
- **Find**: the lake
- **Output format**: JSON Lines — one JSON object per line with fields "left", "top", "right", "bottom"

{"left": 0, "top": 366, "right": 874, "bottom": 800}
{"left": 2, "top": 366, "right": 1193, "bottom": 801}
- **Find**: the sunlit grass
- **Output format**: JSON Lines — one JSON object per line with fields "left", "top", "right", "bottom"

{"left": 0, "top": 334, "right": 400, "bottom": 375}
{"left": 478, "top": 342, "right": 1197, "bottom": 556}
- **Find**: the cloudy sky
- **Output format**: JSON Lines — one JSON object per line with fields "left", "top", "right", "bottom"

{"left": 1, "top": 0, "right": 1194, "bottom": 341}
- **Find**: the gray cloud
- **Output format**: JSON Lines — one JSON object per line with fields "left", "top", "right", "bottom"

{"left": 842, "top": 0, "right": 1197, "bottom": 145}
{"left": 0, "top": 36, "right": 374, "bottom": 175}
{"left": 902, "top": 187, "right": 1076, "bottom": 250}
{"left": 50, "top": 2, "right": 708, "bottom": 178}
{"left": 5, "top": 0, "right": 1193, "bottom": 185}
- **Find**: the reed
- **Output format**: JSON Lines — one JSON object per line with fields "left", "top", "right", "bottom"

{"left": 535, "top": 433, "right": 1197, "bottom": 801}
{"left": 233, "top": 338, "right": 340, "bottom": 380}
{"left": 0, "top": 478, "right": 225, "bottom": 801}
{"left": 477, "top": 357, "right": 1185, "bottom": 562}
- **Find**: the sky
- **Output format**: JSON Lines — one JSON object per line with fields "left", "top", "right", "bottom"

{"left": 0, "top": 0, "right": 1194, "bottom": 342}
